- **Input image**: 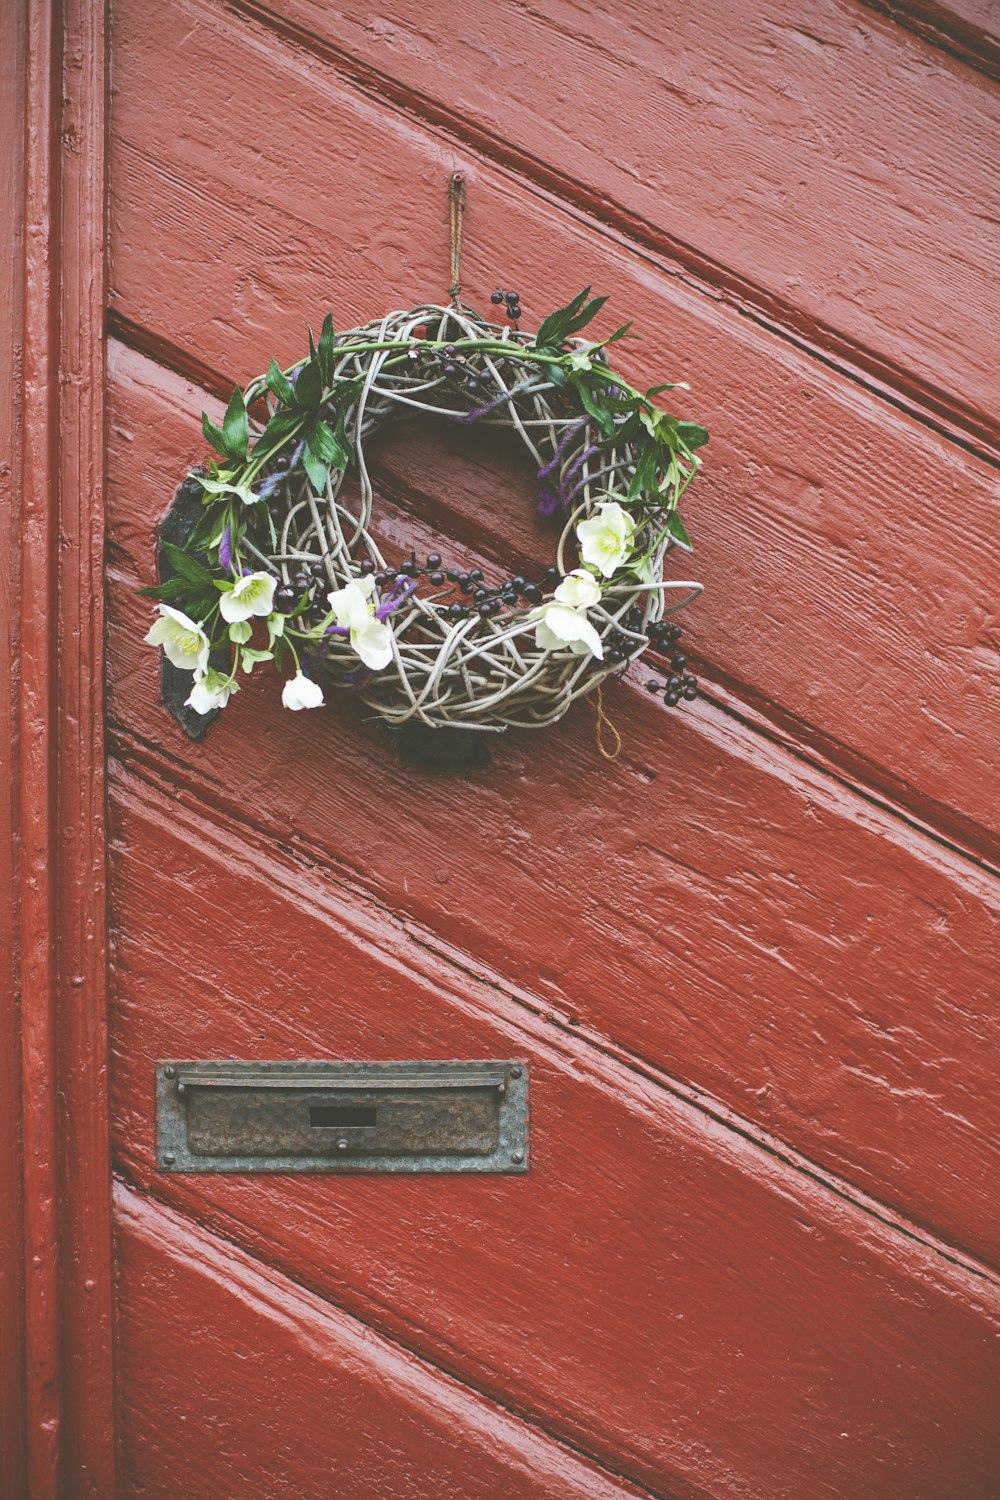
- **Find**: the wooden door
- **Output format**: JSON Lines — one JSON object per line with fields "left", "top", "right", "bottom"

{"left": 4, "top": 0, "right": 1000, "bottom": 1496}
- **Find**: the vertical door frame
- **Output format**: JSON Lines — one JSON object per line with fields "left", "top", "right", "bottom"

{"left": 3, "top": 0, "right": 115, "bottom": 1493}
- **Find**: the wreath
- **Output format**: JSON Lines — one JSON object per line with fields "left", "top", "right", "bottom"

{"left": 142, "top": 287, "right": 707, "bottom": 746}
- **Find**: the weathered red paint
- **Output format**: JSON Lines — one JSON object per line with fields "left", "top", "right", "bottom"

{"left": 116, "top": 1186, "right": 652, "bottom": 1500}
{"left": 107, "top": 0, "right": 1000, "bottom": 859}
{"left": 107, "top": 784, "right": 1000, "bottom": 1497}
{"left": 0, "top": 3, "right": 29, "bottom": 1491}
{"left": 254, "top": 0, "right": 1000, "bottom": 455}
{"left": 5, "top": 0, "right": 999, "bottom": 1494}
{"left": 3, "top": 0, "right": 114, "bottom": 1493}
{"left": 108, "top": 346, "right": 1000, "bottom": 1270}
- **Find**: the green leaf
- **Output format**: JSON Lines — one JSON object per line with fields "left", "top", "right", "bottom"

{"left": 240, "top": 646, "right": 274, "bottom": 672}
{"left": 316, "top": 313, "right": 336, "bottom": 386}
{"left": 627, "top": 445, "right": 658, "bottom": 500}
{"left": 534, "top": 286, "right": 592, "bottom": 349}
{"left": 301, "top": 441, "right": 329, "bottom": 495}
{"left": 160, "top": 540, "right": 214, "bottom": 586}
{"left": 677, "top": 420, "right": 710, "bottom": 451}
{"left": 307, "top": 418, "right": 348, "bottom": 470}
{"left": 665, "top": 509, "right": 692, "bottom": 549}
{"left": 294, "top": 359, "right": 322, "bottom": 413}
{"left": 222, "top": 385, "right": 249, "bottom": 460}
{"left": 138, "top": 577, "right": 192, "bottom": 602}
{"left": 265, "top": 358, "right": 296, "bottom": 407}
{"left": 563, "top": 294, "right": 608, "bottom": 337}
{"left": 259, "top": 408, "right": 303, "bottom": 451}
{"left": 574, "top": 379, "right": 616, "bottom": 438}
{"left": 604, "top": 322, "right": 633, "bottom": 344}
{"left": 228, "top": 619, "right": 253, "bottom": 644}
{"left": 201, "top": 411, "right": 229, "bottom": 456}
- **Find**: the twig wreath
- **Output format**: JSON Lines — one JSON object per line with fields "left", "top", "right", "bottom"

{"left": 143, "top": 194, "right": 707, "bottom": 755}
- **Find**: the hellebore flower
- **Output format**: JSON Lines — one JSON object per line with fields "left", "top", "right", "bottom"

{"left": 576, "top": 501, "right": 634, "bottom": 578}
{"left": 327, "top": 576, "right": 393, "bottom": 672}
{"left": 144, "top": 604, "right": 211, "bottom": 674}
{"left": 185, "top": 668, "right": 238, "bottom": 714}
{"left": 219, "top": 571, "right": 277, "bottom": 623}
{"left": 532, "top": 602, "right": 604, "bottom": 660}
{"left": 281, "top": 672, "right": 325, "bottom": 711}
{"left": 554, "top": 569, "right": 602, "bottom": 609}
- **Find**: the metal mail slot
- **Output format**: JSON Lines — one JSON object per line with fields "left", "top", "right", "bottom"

{"left": 156, "top": 1060, "right": 529, "bottom": 1173}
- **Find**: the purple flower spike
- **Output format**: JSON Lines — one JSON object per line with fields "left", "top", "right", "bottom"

{"left": 375, "top": 576, "right": 418, "bottom": 620}
{"left": 537, "top": 416, "right": 588, "bottom": 479}
{"left": 536, "top": 482, "right": 559, "bottom": 517}
{"left": 219, "top": 526, "right": 233, "bottom": 571}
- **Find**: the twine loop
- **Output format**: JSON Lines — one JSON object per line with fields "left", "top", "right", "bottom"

{"left": 448, "top": 172, "right": 466, "bottom": 307}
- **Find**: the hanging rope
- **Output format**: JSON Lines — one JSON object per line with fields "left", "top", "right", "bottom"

{"left": 588, "top": 683, "right": 623, "bottom": 761}
{"left": 448, "top": 172, "right": 466, "bottom": 307}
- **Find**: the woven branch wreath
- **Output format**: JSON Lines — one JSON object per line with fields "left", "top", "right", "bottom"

{"left": 143, "top": 288, "right": 707, "bottom": 742}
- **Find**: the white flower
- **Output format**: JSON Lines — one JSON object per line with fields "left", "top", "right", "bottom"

{"left": 577, "top": 501, "right": 635, "bottom": 578}
{"left": 219, "top": 571, "right": 277, "bottom": 623}
{"left": 554, "top": 569, "right": 602, "bottom": 608}
{"left": 281, "top": 671, "right": 325, "bottom": 711}
{"left": 327, "top": 577, "right": 393, "bottom": 672}
{"left": 144, "top": 605, "right": 211, "bottom": 674}
{"left": 533, "top": 602, "right": 604, "bottom": 659}
{"left": 185, "top": 669, "right": 237, "bottom": 714}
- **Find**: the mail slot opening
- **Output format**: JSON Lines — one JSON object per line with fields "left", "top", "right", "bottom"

{"left": 309, "top": 1104, "right": 378, "bottom": 1128}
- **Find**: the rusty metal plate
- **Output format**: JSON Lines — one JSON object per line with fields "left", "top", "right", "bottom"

{"left": 156, "top": 1060, "right": 529, "bottom": 1173}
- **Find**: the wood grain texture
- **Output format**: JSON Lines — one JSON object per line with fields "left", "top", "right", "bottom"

{"left": 107, "top": 0, "right": 1000, "bottom": 855}
{"left": 114, "top": 1184, "right": 657, "bottom": 1500}
{"left": 53, "top": 0, "right": 116, "bottom": 1489}
{"left": 858, "top": 0, "right": 1000, "bottom": 78}
{"left": 5, "top": 0, "right": 115, "bottom": 1494}
{"left": 106, "top": 345, "right": 1000, "bottom": 1271}
{"left": 0, "top": 0, "right": 28, "bottom": 1490}
{"left": 18, "top": 0, "right": 64, "bottom": 1489}
{"left": 246, "top": 0, "right": 1000, "bottom": 453}
{"left": 108, "top": 779, "right": 1000, "bottom": 1500}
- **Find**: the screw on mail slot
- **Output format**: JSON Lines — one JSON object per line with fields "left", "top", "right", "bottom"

{"left": 156, "top": 1060, "right": 529, "bottom": 1174}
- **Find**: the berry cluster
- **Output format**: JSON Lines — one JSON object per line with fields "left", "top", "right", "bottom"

{"left": 273, "top": 560, "right": 328, "bottom": 614}
{"left": 406, "top": 340, "right": 488, "bottom": 396}
{"left": 645, "top": 621, "right": 698, "bottom": 706}
{"left": 373, "top": 551, "right": 550, "bottom": 622}
{"left": 490, "top": 287, "right": 522, "bottom": 325}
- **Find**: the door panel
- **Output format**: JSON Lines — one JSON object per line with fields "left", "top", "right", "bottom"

{"left": 107, "top": 0, "right": 1000, "bottom": 853}
{"left": 95, "top": 0, "right": 1000, "bottom": 1496}
{"left": 107, "top": 345, "right": 1000, "bottom": 1269}
{"left": 108, "top": 784, "right": 1000, "bottom": 1498}
{"left": 258, "top": 0, "right": 1000, "bottom": 452}
{"left": 116, "top": 1186, "right": 647, "bottom": 1500}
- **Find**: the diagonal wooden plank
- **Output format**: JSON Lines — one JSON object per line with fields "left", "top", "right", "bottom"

{"left": 106, "top": 0, "right": 1000, "bottom": 850}
{"left": 108, "top": 346, "right": 1000, "bottom": 1270}
{"left": 243, "top": 0, "right": 1000, "bottom": 451}
{"left": 109, "top": 781, "right": 1000, "bottom": 1499}
{"left": 115, "top": 1184, "right": 662, "bottom": 1500}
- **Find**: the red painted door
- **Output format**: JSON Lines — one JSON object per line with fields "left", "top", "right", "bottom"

{"left": 4, "top": 1, "right": 1000, "bottom": 1496}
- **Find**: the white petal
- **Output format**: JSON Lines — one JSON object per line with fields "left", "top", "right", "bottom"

{"left": 281, "top": 672, "right": 325, "bottom": 710}
{"left": 220, "top": 572, "right": 276, "bottom": 622}
{"left": 351, "top": 616, "right": 393, "bottom": 671}
{"left": 185, "top": 670, "right": 235, "bottom": 713}
{"left": 145, "top": 605, "right": 210, "bottom": 672}
{"left": 533, "top": 603, "right": 604, "bottom": 660}
{"left": 327, "top": 581, "right": 371, "bottom": 629}
{"left": 554, "top": 569, "right": 602, "bottom": 608}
